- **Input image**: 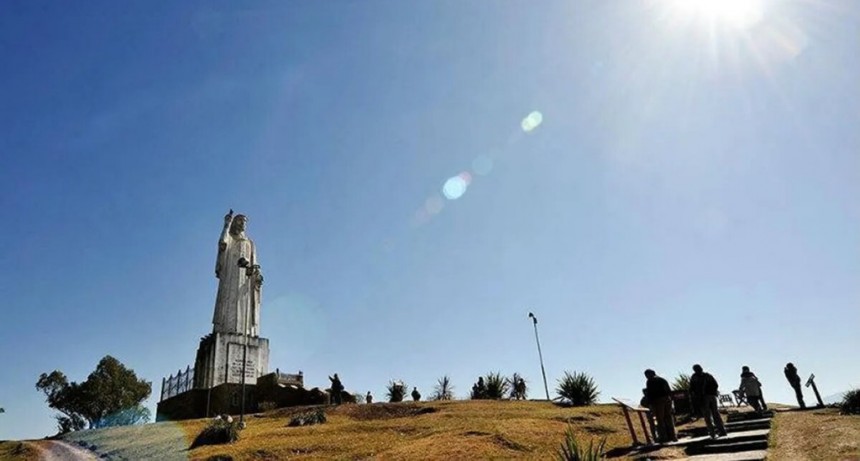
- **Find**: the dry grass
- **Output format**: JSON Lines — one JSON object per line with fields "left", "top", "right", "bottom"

{"left": 185, "top": 400, "right": 631, "bottom": 460}
{"left": 0, "top": 441, "right": 39, "bottom": 461}
{"left": 769, "top": 408, "right": 860, "bottom": 461}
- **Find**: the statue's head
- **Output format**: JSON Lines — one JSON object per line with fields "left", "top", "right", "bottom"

{"left": 230, "top": 215, "right": 248, "bottom": 235}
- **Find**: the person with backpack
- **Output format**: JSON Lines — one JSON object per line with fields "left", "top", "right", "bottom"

{"left": 644, "top": 369, "right": 677, "bottom": 443}
{"left": 690, "top": 364, "right": 727, "bottom": 438}
{"left": 739, "top": 366, "right": 766, "bottom": 413}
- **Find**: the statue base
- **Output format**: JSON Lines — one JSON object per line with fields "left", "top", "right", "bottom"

{"left": 194, "top": 332, "right": 270, "bottom": 389}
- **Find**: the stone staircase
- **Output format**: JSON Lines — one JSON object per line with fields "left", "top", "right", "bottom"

{"left": 675, "top": 411, "right": 773, "bottom": 460}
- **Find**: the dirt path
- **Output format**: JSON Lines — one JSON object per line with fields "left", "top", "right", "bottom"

{"left": 31, "top": 440, "right": 98, "bottom": 461}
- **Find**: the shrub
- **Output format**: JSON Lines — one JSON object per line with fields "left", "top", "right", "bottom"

{"left": 288, "top": 409, "right": 326, "bottom": 427}
{"left": 485, "top": 372, "right": 510, "bottom": 400}
{"left": 509, "top": 373, "right": 528, "bottom": 400}
{"left": 672, "top": 373, "right": 690, "bottom": 392}
{"left": 431, "top": 375, "right": 455, "bottom": 401}
{"left": 841, "top": 389, "right": 860, "bottom": 415}
{"left": 386, "top": 380, "right": 407, "bottom": 403}
{"left": 556, "top": 371, "right": 600, "bottom": 406}
{"left": 557, "top": 425, "right": 606, "bottom": 460}
{"left": 190, "top": 417, "right": 240, "bottom": 448}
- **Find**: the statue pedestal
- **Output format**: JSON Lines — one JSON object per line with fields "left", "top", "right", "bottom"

{"left": 194, "top": 332, "right": 269, "bottom": 389}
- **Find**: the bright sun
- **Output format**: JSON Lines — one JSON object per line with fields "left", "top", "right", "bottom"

{"left": 674, "top": 0, "right": 765, "bottom": 29}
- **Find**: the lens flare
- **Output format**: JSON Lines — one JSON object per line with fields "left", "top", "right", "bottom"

{"left": 442, "top": 173, "right": 471, "bottom": 200}
{"left": 521, "top": 111, "right": 543, "bottom": 132}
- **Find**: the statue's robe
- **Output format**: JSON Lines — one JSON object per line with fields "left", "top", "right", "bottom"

{"left": 213, "top": 230, "right": 261, "bottom": 336}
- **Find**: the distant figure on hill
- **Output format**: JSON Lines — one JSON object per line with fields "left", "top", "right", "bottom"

{"left": 784, "top": 363, "right": 806, "bottom": 409}
{"left": 366, "top": 391, "right": 373, "bottom": 404}
{"left": 472, "top": 377, "right": 487, "bottom": 399}
{"left": 739, "top": 366, "right": 766, "bottom": 413}
{"left": 411, "top": 387, "right": 421, "bottom": 402}
{"left": 329, "top": 373, "right": 344, "bottom": 405}
{"left": 690, "top": 364, "right": 727, "bottom": 439}
{"left": 513, "top": 377, "right": 526, "bottom": 400}
{"left": 644, "top": 369, "right": 677, "bottom": 443}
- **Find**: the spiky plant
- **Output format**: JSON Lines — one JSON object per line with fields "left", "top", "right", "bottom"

{"left": 557, "top": 425, "right": 606, "bottom": 460}
{"left": 509, "top": 373, "right": 528, "bottom": 400}
{"left": 386, "top": 380, "right": 407, "bottom": 403}
{"left": 431, "top": 375, "right": 455, "bottom": 401}
{"left": 556, "top": 371, "right": 600, "bottom": 406}
{"left": 841, "top": 389, "right": 860, "bottom": 415}
{"left": 484, "top": 372, "right": 510, "bottom": 400}
{"left": 672, "top": 373, "right": 691, "bottom": 392}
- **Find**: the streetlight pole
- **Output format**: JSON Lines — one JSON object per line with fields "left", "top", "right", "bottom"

{"left": 528, "top": 312, "right": 550, "bottom": 401}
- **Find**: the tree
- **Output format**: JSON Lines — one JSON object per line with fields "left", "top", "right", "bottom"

{"left": 509, "top": 373, "right": 528, "bottom": 400}
{"left": 672, "top": 373, "right": 691, "bottom": 392}
{"left": 386, "top": 380, "right": 407, "bottom": 403}
{"left": 430, "top": 375, "right": 455, "bottom": 401}
{"left": 556, "top": 371, "right": 600, "bottom": 406}
{"left": 471, "top": 372, "right": 509, "bottom": 400}
{"left": 36, "top": 355, "right": 152, "bottom": 433}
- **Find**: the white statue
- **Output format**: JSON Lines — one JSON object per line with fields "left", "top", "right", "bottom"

{"left": 212, "top": 210, "right": 262, "bottom": 336}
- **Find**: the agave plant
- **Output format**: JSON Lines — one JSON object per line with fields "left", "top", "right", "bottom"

{"left": 672, "top": 373, "right": 691, "bottom": 392}
{"left": 484, "top": 372, "right": 510, "bottom": 400}
{"left": 557, "top": 425, "right": 606, "bottom": 461}
{"left": 509, "top": 373, "right": 528, "bottom": 400}
{"left": 556, "top": 371, "right": 600, "bottom": 406}
{"left": 431, "top": 375, "right": 455, "bottom": 401}
{"left": 386, "top": 380, "right": 407, "bottom": 403}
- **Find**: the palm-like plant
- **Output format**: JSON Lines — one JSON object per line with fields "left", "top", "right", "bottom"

{"left": 386, "top": 380, "right": 407, "bottom": 403}
{"left": 431, "top": 375, "right": 455, "bottom": 401}
{"left": 556, "top": 371, "right": 600, "bottom": 406}
{"left": 484, "top": 372, "right": 510, "bottom": 400}
{"left": 672, "top": 373, "right": 691, "bottom": 392}
{"left": 509, "top": 373, "right": 528, "bottom": 400}
{"left": 557, "top": 425, "right": 606, "bottom": 460}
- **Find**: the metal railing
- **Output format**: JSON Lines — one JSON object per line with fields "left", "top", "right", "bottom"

{"left": 161, "top": 365, "right": 195, "bottom": 401}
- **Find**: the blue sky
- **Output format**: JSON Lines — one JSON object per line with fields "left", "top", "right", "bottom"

{"left": 1, "top": 0, "right": 858, "bottom": 440}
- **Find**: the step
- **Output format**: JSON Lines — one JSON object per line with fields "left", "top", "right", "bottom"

{"left": 726, "top": 411, "right": 773, "bottom": 422}
{"left": 680, "top": 421, "right": 770, "bottom": 437}
{"left": 686, "top": 440, "right": 769, "bottom": 455}
{"left": 684, "top": 450, "right": 768, "bottom": 461}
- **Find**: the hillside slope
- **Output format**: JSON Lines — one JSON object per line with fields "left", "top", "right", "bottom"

{"left": 18, "top": 401, "right": 631, "bottom": 460}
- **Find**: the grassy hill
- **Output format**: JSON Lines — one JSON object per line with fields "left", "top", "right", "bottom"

{"left": 4, "top": 400, "right": 631, "bottom": 460}
{"left": 6, "top": 401, "right": 857, "bottom": 460}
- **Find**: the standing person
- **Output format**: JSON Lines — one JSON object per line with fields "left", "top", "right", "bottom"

{"left": 644, "top": 369, "right": 677, "bottom": 443}
{"left": 784, "top": 363, "right": 806, "bottom": 409}
{"left": 329, "top": 373, "right": 344, "bottom": 405}
{"left": 690, "top": 364, "right": 727, "bottom": 438}
{"left": 365, "top": 391, "right": 373, "bottom": 404}
{"left": 739, "top": 366, "right": 766, "bottom": 413}
{"left": 411, "top": 387, "right": 421, "bottom": 402}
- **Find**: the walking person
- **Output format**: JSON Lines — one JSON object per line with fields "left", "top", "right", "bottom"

{"left": 784, "top": 363, "right": 806, "bottom": 409}
{"left": 644, "top": 369, "right": 677, "bottom": 443}
{"left": 690, "top": 364, "right": 727, "bottom": 438}
{"left": 739, "top": 366, "right": 766, "bottom": 413}
{"left": 411, "top": 387, "right": 421, "bottom": 402}
{"left": 365, "top": 391, "right": 373, "bottom": 404}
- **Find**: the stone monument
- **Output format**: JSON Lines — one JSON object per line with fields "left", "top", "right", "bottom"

{"left": 194, "top": 210, "right": 270, "bottom": 389}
